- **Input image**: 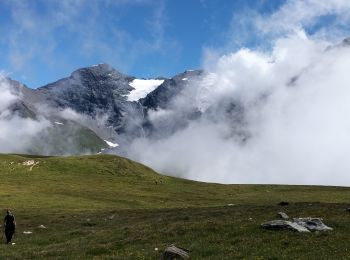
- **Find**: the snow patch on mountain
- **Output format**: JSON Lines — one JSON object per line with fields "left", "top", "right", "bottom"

{"left": 127, "top": 79, "right": 164, "bottom": 101}
{"left": 104, "top": 140, "right": 119, "bottom": 148}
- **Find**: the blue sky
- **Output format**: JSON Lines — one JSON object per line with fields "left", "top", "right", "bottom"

{"left": 0, "top": 0, "right": 286, "bottom": 87}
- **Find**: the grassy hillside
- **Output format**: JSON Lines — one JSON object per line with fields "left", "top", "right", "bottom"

{"left": 28, "top": 120, "right": 108, "bottom": 156}
{"left": 0, "top": 154, "right": 350, "bottom": 259}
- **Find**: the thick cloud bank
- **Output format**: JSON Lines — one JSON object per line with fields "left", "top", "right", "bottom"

{"left": 126, "top": 0, "right": 350, "bottom": 185}
{"left": 129, "top": 0, "right": 350, "bottom": 186}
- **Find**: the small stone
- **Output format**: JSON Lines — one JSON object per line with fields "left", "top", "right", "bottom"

{"left": 23, "top": 231, "right": 33, "bottom": 234}
{"left": 161, "top": 244, "right": 190, "bottom": 259}
{"left": 22, "top": 160, "right": 35, "bottom": 166}
{"left": 38, "top": 225, "right": 47, "bottom": 229}
{"left": 277, "top": 212, "right": 289, "bottom": 219}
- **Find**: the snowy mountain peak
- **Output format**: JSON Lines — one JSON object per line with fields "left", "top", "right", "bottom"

{"left": 71, "top": 63, "right": 129, "bottom": 79}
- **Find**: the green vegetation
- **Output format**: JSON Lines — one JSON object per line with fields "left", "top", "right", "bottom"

{"left": 28, "top": 120, "right": 108, "bottom": 156}
{"left": 0, "top": 154, "right": 349, "bottom": 259}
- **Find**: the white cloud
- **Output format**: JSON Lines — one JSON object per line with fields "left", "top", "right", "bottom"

{"left": 3, "top": 0, "right": 178, "bottom": 83}
{"left": 0, "top": 115, "right": 50, "bottom": 153}
{"left": 257, "top": 0, "right": 350, "bottom": 36}
{"left": 126, "top": 1, "right": 350, "bottom": 186}
{"left": 207, "top": 0, "right": 350, "bottom": 61}
{"left": 0, "top": 77, "right": 18, "bottom": 111}
{"left": 0, "top": 75, "right": 51, "bottom": 153}
{"left": 128, "top": 33, "right": 350, "bottom": 185}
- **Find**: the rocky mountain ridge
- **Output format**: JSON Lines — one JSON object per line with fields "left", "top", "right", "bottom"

{"left": 0, "top": 64, "right": 204, "bottom": 155}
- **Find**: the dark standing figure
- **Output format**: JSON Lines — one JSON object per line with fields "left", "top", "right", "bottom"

{"left": 4, "top": 210, "right": 16, "bottom": 244}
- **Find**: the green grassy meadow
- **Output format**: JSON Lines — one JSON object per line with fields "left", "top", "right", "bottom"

{"left": 0, "top": 154, "right": 350, "bottom": 259}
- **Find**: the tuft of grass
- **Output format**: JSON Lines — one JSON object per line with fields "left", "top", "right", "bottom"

{"left": 0, "top": 154, "right": 349, "bottom": 259}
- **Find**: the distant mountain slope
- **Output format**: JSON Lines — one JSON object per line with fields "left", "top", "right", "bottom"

{"left": 27, "top": 119, "right": 109, "bottom": 156}
{"left": 141, "top": 70, "right": 203, "bottom": 110}
{"left": 0, "top": 64, "right": 203, "bottom": 156}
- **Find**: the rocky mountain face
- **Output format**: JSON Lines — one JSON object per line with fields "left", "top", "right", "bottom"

{"left": 37, "top": 64, "right": 135, "bottom": 130}
{"left": 141, "top": 70, "right": 203, "bottom": 110}
{"left": 0, "top": 64, "right": 204, "bottom": 155}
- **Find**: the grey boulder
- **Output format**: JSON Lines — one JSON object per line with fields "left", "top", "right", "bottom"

{"left": 261, "top": 217, "right": 332, "bottom": 232}
{"left": 293, "top": 218, "right": 333, "bottom": 231}
{"left": 261, "top": 220, "right": 310, "bottom": 232}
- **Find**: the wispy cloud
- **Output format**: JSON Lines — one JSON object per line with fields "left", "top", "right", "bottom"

{"left": 257, "top": 0, "right": 350, "bottom": 35}
{"left": 203, "top": 0, "right": 350, "bottom": 62}
{"left": 0, "top": 75, "right": 51, "bottom": 153}
{"left": 2, "top": 0, "right": 178, "bottom": 85}
{"left": 0, "top": 75, "right": 18, "bottom": 111}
